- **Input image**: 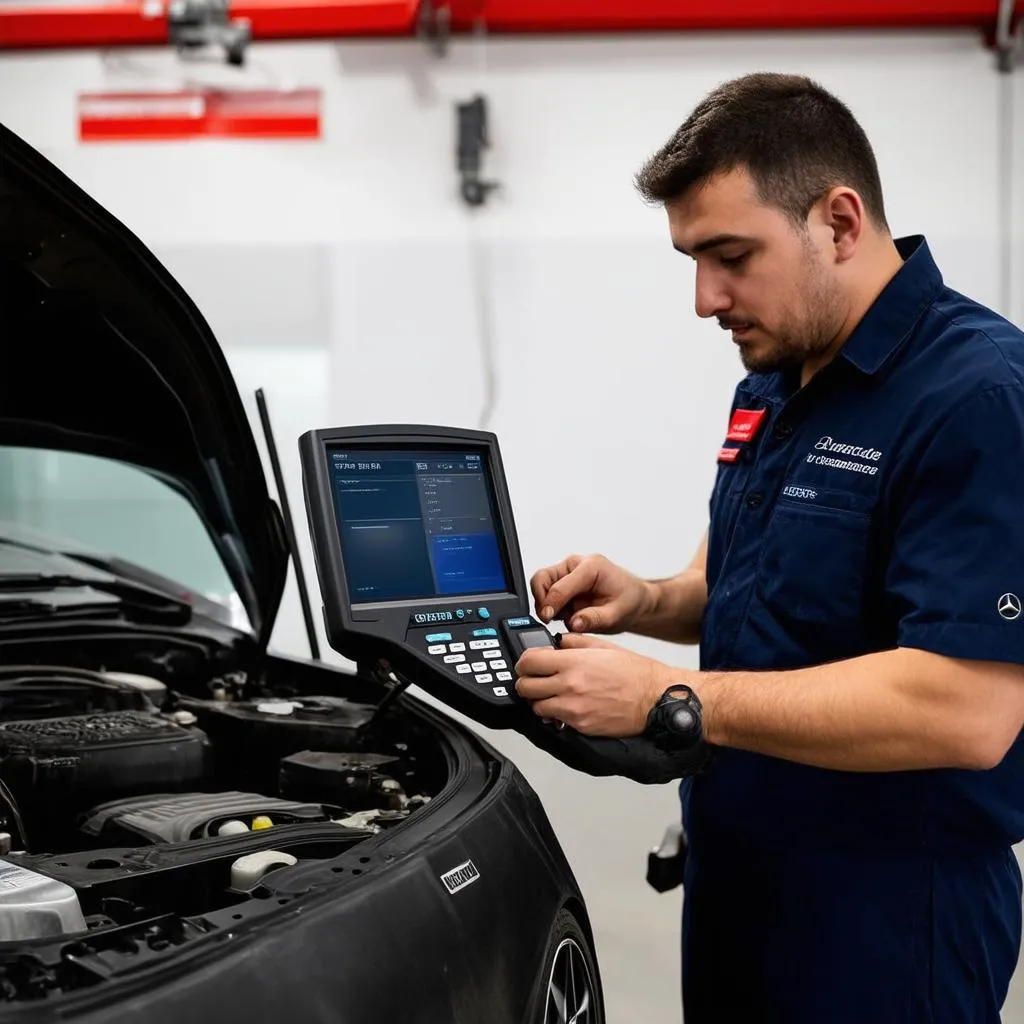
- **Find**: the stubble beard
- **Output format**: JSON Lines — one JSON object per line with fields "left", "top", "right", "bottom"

{"left": 738, "top": 264, "right": 844, "bottom": 375}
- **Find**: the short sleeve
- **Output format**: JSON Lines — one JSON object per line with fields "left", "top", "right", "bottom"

{"left": 889, "top": 383, "right": 1024, "bottom": 665}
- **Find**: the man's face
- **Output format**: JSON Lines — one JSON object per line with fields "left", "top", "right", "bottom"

{"left": 666, "top": 167, "right": 847, "bottom": 375}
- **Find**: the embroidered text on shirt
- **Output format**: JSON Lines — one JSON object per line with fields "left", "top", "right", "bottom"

{"left": 807, "top": 435, "right": 884, "bottom": 476}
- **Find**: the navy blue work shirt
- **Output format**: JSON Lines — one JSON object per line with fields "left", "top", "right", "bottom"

{"left": 680, "top": 236, "right": 1024, "bottom": 1024}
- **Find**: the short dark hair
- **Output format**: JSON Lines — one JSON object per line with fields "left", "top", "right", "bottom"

{"left": 634, "top": 72, "right": 889, "bottom": 231}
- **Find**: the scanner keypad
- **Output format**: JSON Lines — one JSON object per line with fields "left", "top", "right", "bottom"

{"left": 415, "top": 620, "right": 556, "bottom": 702}
{"left": 421, "top": 627, "right": 515, "bottom": 697}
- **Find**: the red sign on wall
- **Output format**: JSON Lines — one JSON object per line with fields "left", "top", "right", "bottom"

{"left": 77, "top": 88, "right": 322, "bottom": 141}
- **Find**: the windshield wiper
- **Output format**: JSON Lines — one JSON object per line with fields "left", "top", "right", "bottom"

{"left": 0, "top": 535, "right": 198, "bottom": 624}
{"left": 0, "top": 573, "right": 193, "bottom": 624}
{"left": 0, "top": 593, "right": 121, "bottom": 622}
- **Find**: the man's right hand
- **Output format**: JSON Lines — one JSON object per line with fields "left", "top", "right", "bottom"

{"left": 530, "top": 554, "right": 656, "bottom": 634}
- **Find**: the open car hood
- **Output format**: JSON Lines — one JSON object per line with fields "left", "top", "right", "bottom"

{"left": 0, "top": 121, "right": 289, "bottom": 645}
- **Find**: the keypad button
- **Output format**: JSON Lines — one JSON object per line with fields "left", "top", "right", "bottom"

{"left": 492, "top": 686, "right": 508, "bottom": 696}
{"left": 471, "top": 662, "right": 487, "bottom": 672}
{"left": 427, "top": 644, "right": 446, "bottom": 655}
{"left": 483, "top": 649, "right": 503, "bottom": 659}
{"left": 444, "top": 653, "right": 466, "bottom": 664}
{"left": 449, "top": 642, "right": 466, "bottom": 653}
{"left": 456, "top": 664, "right": 472, "bottom": 674}
{"left": 475, "top": 673, "right": 493, "bottom": 684}
{"left": 496, "top": 671, "right": 513, "bottom": 682}
{"left": 491, "top": 660, "right": 507, "bottom": 670}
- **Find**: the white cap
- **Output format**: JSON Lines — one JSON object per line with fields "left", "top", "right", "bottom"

{"left": 229, "top": 851, "right": 298, "bottom": 891}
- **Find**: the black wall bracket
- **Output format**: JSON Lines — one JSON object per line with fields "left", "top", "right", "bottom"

{"left": 456, "top": 94, "right": 500, "bottom": 208}
{"left": 167, "top": 0, "right": 251, "bottom": 66}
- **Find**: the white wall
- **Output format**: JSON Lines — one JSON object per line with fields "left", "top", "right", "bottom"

{"left": 1, "top": 30, "right": 1020, "bottom": 1022}
{"left": 1013, "top": 70, "right": 1024, "bottom": 330}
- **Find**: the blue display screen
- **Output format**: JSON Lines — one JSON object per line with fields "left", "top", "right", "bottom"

{"left": 327, "top": 448, "right": 511, "bottom": 604}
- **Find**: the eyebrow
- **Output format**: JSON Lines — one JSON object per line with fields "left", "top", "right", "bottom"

{"left": 673, "top": 234, "right": 758, "bottom": 256}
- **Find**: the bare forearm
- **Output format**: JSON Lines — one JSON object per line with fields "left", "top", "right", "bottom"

{"left": 632, "top": 570, "right": 707, "bottom": 644}
{"left": 695, "top": 647, "right": 1024, "bottom": 772}
{"left": 631, "top": 530, "right": 708, "bottom": 644}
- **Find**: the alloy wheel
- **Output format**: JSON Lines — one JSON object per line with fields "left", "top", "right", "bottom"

{"left": 544, "top": 937, "right": 595, "bottom": 1024}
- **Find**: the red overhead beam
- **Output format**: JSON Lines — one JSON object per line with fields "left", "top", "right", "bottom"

{"left": 0, "top": 0, "right": 1005, "bottom": 51}
{"left": 445, "top": 1, "right": 1003, "bottom": 33}
{"left": 0, "top": 0, "right": 418, "bottom": 50}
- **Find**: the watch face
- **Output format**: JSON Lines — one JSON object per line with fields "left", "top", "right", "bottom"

{"left": 657, "top": 688, "right": 701, "bottom": 747}
{"left": 667, "top": 704, "right": 697, "bottom": 734}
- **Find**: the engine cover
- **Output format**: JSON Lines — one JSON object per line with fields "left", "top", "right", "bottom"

{"left": 80, "top": 791, "right": 330, "bottom": 845}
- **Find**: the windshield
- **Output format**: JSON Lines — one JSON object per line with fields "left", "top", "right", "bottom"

{"left": 0, "top": 446, "right": 251, "bottom": 631}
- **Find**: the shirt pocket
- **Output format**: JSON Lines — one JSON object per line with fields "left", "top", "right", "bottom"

{"left": 755, "top": 496, "right": 873, "bottom": 631}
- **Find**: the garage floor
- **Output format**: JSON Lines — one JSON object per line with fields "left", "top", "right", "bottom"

{"left": 459, "top": 714, "right": 1024, "bottom": 1023}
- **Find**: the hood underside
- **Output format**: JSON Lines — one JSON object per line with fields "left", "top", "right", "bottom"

{"left": 0, "top": 122, "right": 289, "bottom": 643}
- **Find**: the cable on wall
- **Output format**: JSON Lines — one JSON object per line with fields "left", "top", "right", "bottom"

{"left": 468, "top": 211, "right": 499, "bottom": 430}
{"left": 451, "top": 11, "right": 502, "bottom": 430}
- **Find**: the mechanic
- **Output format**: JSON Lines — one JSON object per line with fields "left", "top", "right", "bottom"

{"left": 514, "top": 72, "right": 1024, "bottom": 1024}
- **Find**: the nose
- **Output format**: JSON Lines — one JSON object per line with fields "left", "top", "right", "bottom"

{"left": 694, "top": 264, "right": 732, "bottom": 320}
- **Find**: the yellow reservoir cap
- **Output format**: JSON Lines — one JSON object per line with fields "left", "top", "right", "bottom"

{"left": 251, "top": 815, "right": 273, "bottom": 831}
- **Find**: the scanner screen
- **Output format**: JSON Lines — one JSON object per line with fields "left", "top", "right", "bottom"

{"left": 327, "top": 447, "right": 511, "bottom": 604}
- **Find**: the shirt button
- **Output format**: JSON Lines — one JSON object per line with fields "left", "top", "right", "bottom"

{"left": 746, "top": 493, "right": 764, "bottom": 508}
{"left": 773, "top": 422, "right": 794, "bottom": 440}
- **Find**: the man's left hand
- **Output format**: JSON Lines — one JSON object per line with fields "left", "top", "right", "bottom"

{"left": 514, "top": 633, "right": 677, "bottom": 737}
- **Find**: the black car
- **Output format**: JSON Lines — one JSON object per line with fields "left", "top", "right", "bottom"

{"left": 0, "top": 121, "right": 612, "bottom": 1024}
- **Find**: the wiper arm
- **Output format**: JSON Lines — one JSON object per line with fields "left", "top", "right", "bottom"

{"left": 0, "top": 536, "right": 195, "bottom": 623}
{"left": 0, "top": 593, "right": 121, "bottom": 623}
{"left": 0, "top": 574, "right": 192, "bottom": 623}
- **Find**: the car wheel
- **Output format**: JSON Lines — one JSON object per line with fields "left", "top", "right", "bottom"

{"left": 529, "top": 908, "right": 603, "bottom": 1024}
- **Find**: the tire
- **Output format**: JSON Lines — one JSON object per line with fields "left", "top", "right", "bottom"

{"left": 525, "top": 908, "right": 605, "bottom": 1024}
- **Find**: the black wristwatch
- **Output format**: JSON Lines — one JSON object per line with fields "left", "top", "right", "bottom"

{"left": 644, "top": 684, "right": 704, "bottom": 752}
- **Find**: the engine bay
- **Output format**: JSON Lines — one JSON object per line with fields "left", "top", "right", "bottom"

{"left": 0, "top": 648, "right": 455, "bottom": 1000}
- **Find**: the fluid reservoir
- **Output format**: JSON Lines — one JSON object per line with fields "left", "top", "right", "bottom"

{"left": 230, "top": 850, "right": 297, "bottom": 891}
{"left": 102, "top": 671, "right": 169, "bottom": 708}
{"left": 0, "top": 860, "right": 88, "bottom": 941}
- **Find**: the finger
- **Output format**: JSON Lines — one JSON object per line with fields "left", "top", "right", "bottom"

{"left": 524, "top": 695, "right": 576, "bottom": 725}
{"left": 515, "top": 647, "right": 566, "bottom": 680}
{"left": 557, "top": 633, "right": 620, "bottom": 651}
{"left": 515, "top": 671, "right": 571, "bottom": 702}
{"left": 543, "top": 560, "right": 599, "bottom": 624}
{"left": 564, "top": 599, "right": 630, "bottom": 635}
{"left": 530, "top": 568, "right": 557, "bottom": 620}
{"left": 531, "top": 555, "right": 581, "bottom": 621}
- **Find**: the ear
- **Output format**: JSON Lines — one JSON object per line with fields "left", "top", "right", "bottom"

{"left": 820, "top": 186, "right": 865, "bottom": 262}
